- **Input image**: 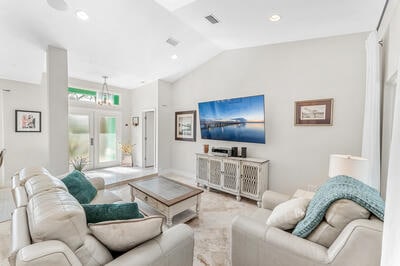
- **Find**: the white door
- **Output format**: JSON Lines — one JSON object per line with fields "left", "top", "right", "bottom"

{"left": 69, "top": 108, "right": 121, "bottom": 169}
{"left": 95, "top": 113, "right": 121, "bottom": 168}
{"left": 68, "top": 111, "right": 95, "bottom": 170}
{"left": 144, "top": 111, "right": 155, "bottom": 167}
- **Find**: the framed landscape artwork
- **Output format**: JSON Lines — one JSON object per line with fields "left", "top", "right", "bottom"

{"left": 295, "top": 99, "right": 333, "bottom": 126}
{"left": 15, "top": 110, "right": 42, "bottom": 132}
{"left": 175, "top": 110, "right": 196, "bottom": 141}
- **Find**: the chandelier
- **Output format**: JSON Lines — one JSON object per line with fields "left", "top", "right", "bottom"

{"left": 98, "top": 76, "right": 112, "bottom": 105}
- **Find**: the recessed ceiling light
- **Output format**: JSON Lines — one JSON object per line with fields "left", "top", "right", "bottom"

{"left": 269, "top": 14, "right": 281, "bottom": 22}
{"left": 76, "top": 10, "right": 89, "bottom": 21}
{"left": 171, "top": 54, "right": 178, "bottom": 60}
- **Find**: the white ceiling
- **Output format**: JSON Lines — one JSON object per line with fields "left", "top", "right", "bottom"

{"left": 0, "top": 0, "right": 386, "bottom": 88}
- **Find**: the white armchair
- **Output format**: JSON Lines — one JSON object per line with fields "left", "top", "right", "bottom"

{"left": 231, "top": 190, "right": 383, "bottom": 266}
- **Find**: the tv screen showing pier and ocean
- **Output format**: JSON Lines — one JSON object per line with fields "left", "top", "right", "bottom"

{"left": 198, "top": 95, "right": 265, "bottom": 144}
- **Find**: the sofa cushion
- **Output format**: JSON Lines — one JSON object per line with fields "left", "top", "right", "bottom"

{"left": 325, "top": 199, "right": 370, "bottom": 229}
{"left": 19, "top": 167, "right": 50, "bottom": 185}
{"left": 306, "top": 221, "right": 340, "bottom": 247}
{"left": 89, "top": 216, "right": 163, "bottom": 252}
{"left": 82, "top": 203, "right": 144, "bottom": 224}
{"left": 27, "top": 189, "right": 89, "bottom": 251}
{"left": 27, "top": 189, "right": 112, "bottom": 265}
{"left": 62, "top": 170, "right": 97, "bottom": 204}
{"left": 306, "top": 199, "right": 371, "bottom": 247}
{"left": 90, "top": 190, "right": 122, "bottom": 204}
{"left": 266, "top": 198, "right": 311, "bottom": 230}
{"left": 25, "top": 174, "right": 67, "bottom": 199}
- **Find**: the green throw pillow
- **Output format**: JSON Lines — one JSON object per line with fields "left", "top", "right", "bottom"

{"left": 62, "top": 170, "right": 97, "bottom": 204}
{"left": 82, "top": 203, "right": 144, "bottom": 223}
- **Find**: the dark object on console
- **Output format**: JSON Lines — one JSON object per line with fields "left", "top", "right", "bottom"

{"left": 211, "top": 147, "right": 232, "bottom": 157}
{"left": 241, "top": 147, "right": 247, "bottom": 158}
{"left": 231, "top": 147, "right": 238, "bottom": 157}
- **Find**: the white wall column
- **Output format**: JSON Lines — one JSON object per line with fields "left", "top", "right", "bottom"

{"left": 47, "top": 46, "right": 69, "bottom": 175}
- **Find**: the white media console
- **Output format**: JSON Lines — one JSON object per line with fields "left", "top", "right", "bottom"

{"left": 196, "top": 153, "right": 269, "bottom": 207}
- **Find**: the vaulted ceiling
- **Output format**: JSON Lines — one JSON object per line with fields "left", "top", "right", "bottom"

{"left": 0, "top": 0, "right": 386, "bottom": 88}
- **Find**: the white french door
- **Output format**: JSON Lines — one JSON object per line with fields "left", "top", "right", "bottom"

{"left": 68, "top": 108, "right": 121, "bottom": 169}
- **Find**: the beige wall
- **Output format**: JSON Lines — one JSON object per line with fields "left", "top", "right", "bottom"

{"left": 0, "top": 78, "right": 49, "bottom": 182}
{"left": 170, "top": 33, "right": 368, "bottom": 194}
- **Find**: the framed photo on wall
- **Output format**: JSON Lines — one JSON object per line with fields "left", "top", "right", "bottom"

{"left": 295, "top": 99, "right": 333, "bottom": 126}
{"left": 175, "top": 110, "right": 196, "bottom": 141}
{"left": 15, "top": 110, "right": 42, "bottom": 132}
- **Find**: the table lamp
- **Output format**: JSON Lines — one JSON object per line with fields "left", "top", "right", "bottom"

{"left": 328, "top": 154, "right": 368, "bottom": 180}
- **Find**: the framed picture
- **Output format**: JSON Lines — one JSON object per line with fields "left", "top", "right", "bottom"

{"left": 295, "top": 99, "right": 333, "bottom": 126}
{"left": 15, "top": 110, "right": 42, "bottom": 132}
{"left": 175, "top": 110, "right": 196, "bottom": 141}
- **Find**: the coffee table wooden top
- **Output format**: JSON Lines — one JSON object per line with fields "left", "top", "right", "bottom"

{"left": 129, "top": 176, "right": 203, "bottom": 207}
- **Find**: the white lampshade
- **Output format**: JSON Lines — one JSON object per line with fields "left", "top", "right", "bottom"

{"left": 328, "top": 154, "right": 369, "bottom": 180}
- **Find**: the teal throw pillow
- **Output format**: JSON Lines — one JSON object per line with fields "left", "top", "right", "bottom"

{"left": 62, "top": 170, "right": 97, "bottom": 204}
{"left": 82, "top": 203, "right": 144, "bottom": 223}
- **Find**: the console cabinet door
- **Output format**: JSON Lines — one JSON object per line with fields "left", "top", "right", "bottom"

{"left": 222, "top": 159, "right": 240, "bottom": 193}
{"left": 209, "top": 158, "right": 223, "bottom": 188}
{"left": 240, "top": 161, "right": 260, "bottom": 199}
{"left": 196, "top": 156, "right": 209, "bottom": 185}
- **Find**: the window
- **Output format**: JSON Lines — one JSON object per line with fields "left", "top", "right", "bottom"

{"left": 68, "top": 87, "right": 120, "bottom": 106}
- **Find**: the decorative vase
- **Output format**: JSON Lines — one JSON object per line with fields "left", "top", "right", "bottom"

{"left": 203, "top": 144, "right": 209, "bottom": 154}
{"left": 121, "top": 153, "right": 133, "bottom": 167}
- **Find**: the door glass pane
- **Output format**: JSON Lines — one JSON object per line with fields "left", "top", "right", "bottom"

{"left": 99, "top": 116, "right": 117, "bottom": 162}
{"left": 68, "top": 114, "right": 90, "bottom": 161}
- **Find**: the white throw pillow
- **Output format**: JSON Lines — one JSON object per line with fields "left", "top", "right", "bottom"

{"left": 89, "top": 216, "right": 163, "bottom": 252}
{"left": 266, "top": 198, "right": 311, "bottom": 230}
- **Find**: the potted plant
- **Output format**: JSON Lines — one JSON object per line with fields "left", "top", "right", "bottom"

{"left": 70, "top": 155, "right": 89, "bottom": 172}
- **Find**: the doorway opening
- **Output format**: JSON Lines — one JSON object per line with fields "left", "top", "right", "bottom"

{"left": 143, "top": 110, "right": 155, "bottom": 168}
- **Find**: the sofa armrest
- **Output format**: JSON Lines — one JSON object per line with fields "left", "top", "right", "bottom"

{"left": 262, "top": 190, "right": 290, "bottom": 210}
{"left": 106, "top": 224, "right": 194, "bottom": 266}
{"left": 88, "top": 177, "right": 105, "bottom": 190}
{"left": 265, "top": 227, "right": 329, "bottom": 263}
{"left": 327, "top": 218, "right": 383, "bottom": 265}
{"left": 231, "top": 215, "right": 269, "bottom": 266}
{"left": 13, "top": 186, "right": 28, "bottom": 208}
{"left": 15, "top": 240, "right": 82, "bottom": 266}
{"left": 9, "top": 207, "right": 31, "bottom": 266}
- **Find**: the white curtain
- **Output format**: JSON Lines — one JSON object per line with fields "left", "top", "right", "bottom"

{"left": 381, "top": 63, "right": 400, "bottom": 266}
{"left": 361, "top": 31, "right": 381, "bottom": 191}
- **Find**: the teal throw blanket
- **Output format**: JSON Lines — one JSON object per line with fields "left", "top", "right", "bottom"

{"left": 292, "top": 175, "right": 385, "bottom": 238}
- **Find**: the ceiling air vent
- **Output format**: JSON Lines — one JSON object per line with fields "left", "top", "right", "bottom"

{"left": 166, "top": 37, "right": 179, "bottom": 47}
{"left": 205, "top": 14, "right": 219, "bottom": 24}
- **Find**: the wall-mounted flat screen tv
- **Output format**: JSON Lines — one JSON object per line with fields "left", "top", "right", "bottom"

{"left": 198, "top": 95, "right": 265, "bottom": 144}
